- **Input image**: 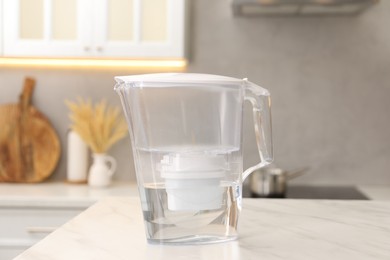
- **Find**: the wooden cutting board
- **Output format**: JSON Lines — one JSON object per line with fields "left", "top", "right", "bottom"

{"left": 0, "top": 78, "right": 61, "bottom": 182}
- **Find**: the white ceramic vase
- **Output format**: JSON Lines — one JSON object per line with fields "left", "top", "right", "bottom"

{"left": 88, "top": 153, "right": 117, "bottom": 188}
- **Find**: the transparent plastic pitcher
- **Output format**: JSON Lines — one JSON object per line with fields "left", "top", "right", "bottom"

{"left": 115, "top": 73, "right": 272, "bottom": 245}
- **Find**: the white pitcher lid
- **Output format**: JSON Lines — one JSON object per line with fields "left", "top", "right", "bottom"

{"left": 115, "top": 73, "right": 243, "bottom": 87}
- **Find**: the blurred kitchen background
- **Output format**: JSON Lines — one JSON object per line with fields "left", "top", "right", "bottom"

{"left": 0, "top": 0, "right": 389, "bottom": 186}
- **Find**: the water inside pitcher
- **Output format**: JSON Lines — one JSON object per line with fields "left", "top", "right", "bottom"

{"left": 115, "top": 73, "right": 272, "bottom": 244}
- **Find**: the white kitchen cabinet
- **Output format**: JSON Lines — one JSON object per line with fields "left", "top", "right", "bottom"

{"left": 2, "top": 0, "right": 186, "bottom": 58}
{"left": 0, "top": 206, "right": 84, "bottom": 259}
{"left": 0, "top": 0, "right": 3, "bottom": 56}
{"left": 0, "top": 182, "right": 138, "bottom": 259}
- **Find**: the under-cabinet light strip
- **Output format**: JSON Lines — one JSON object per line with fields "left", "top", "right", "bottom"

{"left": 0, "top": 57, "right": 187, "bottom": 70}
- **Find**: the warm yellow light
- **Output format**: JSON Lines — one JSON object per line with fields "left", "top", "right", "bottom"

{"left": 0, "top": 57, "right": 187, "bottom": 71}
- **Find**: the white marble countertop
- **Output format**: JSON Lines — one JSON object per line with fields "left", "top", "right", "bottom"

{"left": 0, "top": 182, "right": 389, "bottom": 206}
{"left": 15, "top": 197, "right": 390, "bottom": 260}
{"left": 0, "top": 182, "right": 138, "bottom": 208}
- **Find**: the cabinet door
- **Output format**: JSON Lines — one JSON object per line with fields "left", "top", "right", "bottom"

{"left": 94, "top": 0, "right": 186, "bottom": 58}
{"left": 0, "top": 207, "right": 84, "bottom": 259}
{"left": 3, "top": 0, "right": 92, "bottom": 57}
{"left": 0, "top": 1, "right": 3, "bottom": 56}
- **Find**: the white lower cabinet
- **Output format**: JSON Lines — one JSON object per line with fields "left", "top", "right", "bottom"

{"left": 0, "top": 182, "right": 138, "bottom": 259}
{"left": 0, "top": 207, "right": 86, "bottom": 259}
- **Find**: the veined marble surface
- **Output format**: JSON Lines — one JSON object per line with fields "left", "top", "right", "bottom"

{"left": 15, "top": 197, "right": 390, "bottom": 260}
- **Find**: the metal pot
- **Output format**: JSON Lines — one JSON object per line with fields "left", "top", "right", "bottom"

{"left": 250, "top": 167, "right": 307, "bottom": 198}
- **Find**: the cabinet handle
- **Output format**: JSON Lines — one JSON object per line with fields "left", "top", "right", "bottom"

{"left": 26, "top": 226, "right": 57, "bottom": 234}
{"left": 84, "top": 46, "right": 91, "bottom": 52}
{"left": 96, "top": 46, "right": 103, "bottom": 52}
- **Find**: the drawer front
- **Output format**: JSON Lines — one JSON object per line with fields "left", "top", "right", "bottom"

{"left": 0, "top": 242, "right": 30, "bottom": 260}
{"left": 0, "top": 208, "right": 84, "bottom": 242}
{"left": 0, "top": 247, "right": 25, "bottom": 260}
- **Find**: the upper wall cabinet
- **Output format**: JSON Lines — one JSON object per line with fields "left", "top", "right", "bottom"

{"left": 2, "top": 0, "right": 186, "bottom": 58}
{"left": 0, "top": 1, "right": 3, "bottom": 56}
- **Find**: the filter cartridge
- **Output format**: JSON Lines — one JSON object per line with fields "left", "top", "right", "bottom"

{"left": 160, "top": 153, "right": 227, "bottom": 211}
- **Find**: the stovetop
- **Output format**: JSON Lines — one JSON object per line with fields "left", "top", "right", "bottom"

{"left": 243, "top": 185, "right": 370, "bottom": 200}
{"left": 286, "top": 185, "right": 369, "bottom": 200}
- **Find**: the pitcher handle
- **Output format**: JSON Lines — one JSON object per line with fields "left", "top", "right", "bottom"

{"left": 242, "top": 79, "right": 273, "bottom": 180}
{"left": 105, "top": 155, "right": 117, "bottom": 177}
